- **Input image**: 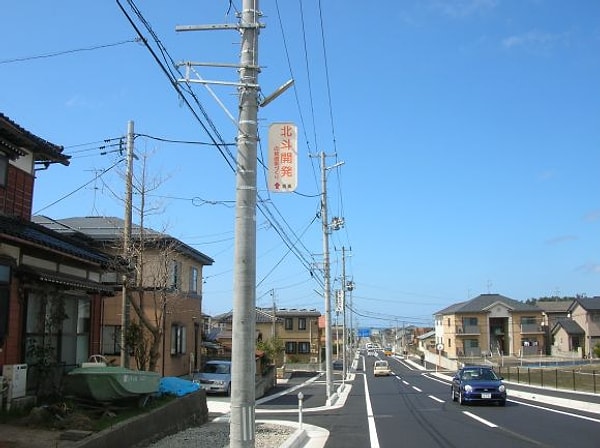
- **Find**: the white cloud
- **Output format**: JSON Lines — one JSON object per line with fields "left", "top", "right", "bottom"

{"left": 545, "top": 235, "right": 577, "bottom": 245}
{"left": 584, "top": 209, "right": 600, "bottom": 222}
{"left": 428, "top": 0, "right": 498, "bottom": 18}
{"left": 577, "top": 262, "right": 600, "bottom": 274}
{"left": 502, "top": 30, "right": 568, "bottom": 50}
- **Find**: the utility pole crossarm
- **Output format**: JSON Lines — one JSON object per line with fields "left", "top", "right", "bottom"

{"left": 175, "top": 23, "right": 264, "bottom": 32}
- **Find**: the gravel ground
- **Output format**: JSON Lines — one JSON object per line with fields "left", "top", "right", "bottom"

{"left": 147, "top": 421, "right": 296, "bottom": 448}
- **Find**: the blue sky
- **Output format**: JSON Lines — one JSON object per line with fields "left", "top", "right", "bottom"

{"left": 2, "top": 1, "right": 599, "bottom": 328}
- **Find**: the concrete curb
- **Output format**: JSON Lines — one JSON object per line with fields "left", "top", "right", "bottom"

{"left": 279, "top": 428, "right": 307, "bottom": 448}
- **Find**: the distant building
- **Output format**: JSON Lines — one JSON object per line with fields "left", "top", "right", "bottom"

{"left": 434, "top": 293, "right": 545, "bottom": 358}
{"left": 210, "top": 307, "right": 322, "bottom": 365}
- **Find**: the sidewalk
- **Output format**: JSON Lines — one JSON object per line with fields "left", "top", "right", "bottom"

{"left": 207, "top": 369, "right": 354, "bottom": 447}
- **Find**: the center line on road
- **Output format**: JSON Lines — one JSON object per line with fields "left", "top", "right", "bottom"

{"left": 412, "top": 386, "right": 422, "bottom": 392}
{"left": 463, "top": 411, "right": 498, "bottom": 428}
{"left": 428, "top": 395, "right": 444, "bottom": 403}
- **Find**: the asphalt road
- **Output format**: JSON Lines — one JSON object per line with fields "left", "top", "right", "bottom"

{"left": 315, "top": 353, "right": 600, "bottom": 448}
{"left": 204, "top": 353, "right": 600, "bottom": 448}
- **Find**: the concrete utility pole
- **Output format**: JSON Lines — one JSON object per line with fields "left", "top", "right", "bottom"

{"left": 341, "top": 246, "right": 347, "bottom": 378}
{"left": 120, "top": 120, "right": 134, "bottom": 368}
{"left": 320, "top": 152, "right": 345, "bottom": 403}
{"left": 230, "top": 2, "right": 261, "bottom": 446}
{"left": 175, "top": 2, "right": 261, "bottom": 445}
{"left": 321, "top": 151, "right": 334, "bottom": 402}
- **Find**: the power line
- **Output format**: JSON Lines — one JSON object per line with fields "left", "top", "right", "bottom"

{"left": 0, "top": 38, "right": 142, "bottom": 65}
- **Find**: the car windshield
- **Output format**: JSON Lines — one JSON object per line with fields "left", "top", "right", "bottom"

{"left": 204, "top": 363, "right": 230, "bottom": 374}
{"left": 462, "top": 368, "right": 497, "bottom": 381}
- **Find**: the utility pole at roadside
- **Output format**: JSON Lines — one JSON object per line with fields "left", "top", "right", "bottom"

{"left": 120, "top": 120, "right": 134, "bottom": 368}
{"left": 230, "top": 2, "right": 260, "bottom": 445}
{"left": 319, "top": 152, "right": 344, "bottom": 404}
{"left": 175, "top": 2, "right": 261, "bottom": 446}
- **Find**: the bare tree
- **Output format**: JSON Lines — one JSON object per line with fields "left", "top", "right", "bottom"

{"left": 108, "top": 150, "right": 180, "bottom": 372}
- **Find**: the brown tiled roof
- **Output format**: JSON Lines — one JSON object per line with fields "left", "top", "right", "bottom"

{"left": 0, "top": 214, "right": 109, "bottom": 265}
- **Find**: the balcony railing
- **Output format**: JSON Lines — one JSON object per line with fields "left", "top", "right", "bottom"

{"left": 520, "top": 323, "right": 543, "bottom": 333}
{"left": 456, "top": 325, "right": 480, "bottom": 335}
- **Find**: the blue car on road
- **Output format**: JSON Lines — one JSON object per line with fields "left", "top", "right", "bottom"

{"left": 451, "top": 365, "right": 506, "bottom": 406}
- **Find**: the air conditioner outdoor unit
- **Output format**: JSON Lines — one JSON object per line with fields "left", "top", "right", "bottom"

{"left": 2, "top": 364, "right": 27, "bottom": 409}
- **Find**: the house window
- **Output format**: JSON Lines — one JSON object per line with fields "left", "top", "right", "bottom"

{"left": 464, "top": 317, "right": 477, "bottom": 326}
{"left": 285, "top": 318, "right": 293, "bottom": 331}
{"left": 298, "top": 342, "right": 310, "bottom": 353}
{"left": 464, "top": 339, "right": 479, "bottom": 348}
{"left": 447, "top": 318, "right": 450, "bottom": 326}
{"left": 170, "top": 260, "right": 181, "bottom": 290}
{"left": 0, "top": 155, "right": 7, "bottom": 187}
{"left": 25, "top": 293, "right": 91, "bottom": 367}
{"left": 171, "top": 324, "right": 187, "bottom": 355}
{"left": 102, "top": 325, "right": 121, "bottom": 355}
{"left": 521, "top": 317, "right": 537, "bottom": 325}
{"left": 298, "top": 318, "right": 307, "bottom": 330}
{"left": 0, "top": 264, "right": 11, "bottom": 346}
{"left": 189, "top": 266, "right": 198, "bottom": 293}
{"left": 448, "top": 339, "right": 451, "bottom": 348}
{"left": 285, "top": 341, "right": 297, "bottom": 354}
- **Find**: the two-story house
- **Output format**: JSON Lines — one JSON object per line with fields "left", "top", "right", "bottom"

{"left": 0, "top": 113, "right": 115, "bottom": 401}
{"left": 434, "top": 293, "right": 545, "bottom": 358}
{"left": 565, "top": 297, "right": 600, "bottom": 358}
{"left": 210, "top": 307, "right": 322, "bottom": 365}
{"left": 33, "top": 216, "right": 214, "bottom": 377}
{"left": 277, "top": 308, "right": 321, "bottom": 364}
{"left": 535, "top": 299, "right": 573, "bottom": 355}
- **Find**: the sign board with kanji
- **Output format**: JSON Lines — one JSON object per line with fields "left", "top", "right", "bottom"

{"left": 268, "top": 122, "right": 298, "bottom": 192}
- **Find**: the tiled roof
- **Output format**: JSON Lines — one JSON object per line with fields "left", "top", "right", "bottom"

{"left": 32, "top": 215, "right": 214, "bottom": 266}
{"left": 435, "top": 294, "right": 540, "bottom": 315}
{"left": 569, "top": 297, "right": 600, "bottom": 312}
{"left": 214, "top": 309, "right": 281, "bottom": 324}
{"left": 0, "top": 214, "right": 109, "bottom": 265}
{"left": 18, "top": 265, "right": 115, "bottom": 294}
{"left": 276, "top": 308, "right": 321, "bottom": 317}
{"left": 0, "top": 113, "right": 69, "bottom": 165}
{"left": 536, "top": 300, "right": 574, "bottom": 313}
{"left": 551, "top": 318, "right": 585, "bottom": 335}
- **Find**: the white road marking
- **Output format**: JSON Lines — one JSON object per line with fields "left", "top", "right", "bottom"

{"left": 412, "top": 386, "right": 422, "bottom": 392}
{"left": 363, "top": 369, "right": 381, "bottom": 448}
{"left": 463, "top": 411, "right": 498, "bottom": 428}
{"left": 429, "top": 395, "right": 445, "bottom": 403}
{"left": 509, "top": 399, "right": 600, "bottom": 423}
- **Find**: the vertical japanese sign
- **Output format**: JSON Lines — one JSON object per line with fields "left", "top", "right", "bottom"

{"left": 268, "top": 122, "right": 298, "bottom": 192}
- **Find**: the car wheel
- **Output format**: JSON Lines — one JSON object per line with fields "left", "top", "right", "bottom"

{"left": 226, "top": 383, "right": 231, "bottom": 396}
{"left": 499, "top": 399, "right": 506, "bottom": 407}
{"left": 451, "top": 387, "right": 457, "bottom": 402}
{"left": 458, "top": 390, "right": 464, "bottom": 406}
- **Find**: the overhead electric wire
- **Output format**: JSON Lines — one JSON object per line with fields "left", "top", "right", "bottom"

{"left": 119, "top": 0, "right": 326, "bottom": 292}
{"left": 34, "top": 158, "right": 124, "bottom": 215}
{"left": 135, "top": 133, "right": 236, "bottom": 147}
{"left": 0, "top": 38, "right": 141, "bottom": 65}
{"left": 117, "top": 0, "right": 236, "bottom": 172}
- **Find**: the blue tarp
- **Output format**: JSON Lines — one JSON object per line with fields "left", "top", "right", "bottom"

{"left": 159, "top": 376, "right": 200, "bottom": 397}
